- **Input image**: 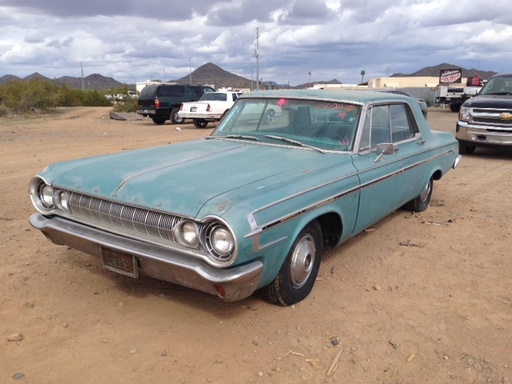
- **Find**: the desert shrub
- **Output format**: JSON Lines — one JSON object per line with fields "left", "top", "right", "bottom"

{"left": 77, "top": 89, "right": 112, "bottom": 107}
{"left": 0, "top": 104, "right": 10, "bottom": 117}
{"left": 0, "top": 79, "right": 122, "bottom": 112}
{"left": 112, "top": 97, "right": 137, "bottom": 112}
{"left": 1, "top": 79, "right": 61, "bottom": 112}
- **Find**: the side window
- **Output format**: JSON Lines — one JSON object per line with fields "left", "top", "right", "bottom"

{"left": 390, "top": 104, "right": 416, "bottom": 143}
{"left": 189, "top": 86, "right": 202, "bottom": 99}
{"left": 161, "top": 86, "right": 184, "bottom": 97}
{"left": 359, "top": 105, "right": 391, "bottom": 151}
{"left": 359, "top": 103, "right": 417, "bottom": 151}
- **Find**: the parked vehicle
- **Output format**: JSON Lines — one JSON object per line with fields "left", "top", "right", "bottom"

{"left": 380, "top": 89, "right": 428, "bottom": 119}
{"left": 456, "top": 73, "right": 512, "bottom": 154}
{"left": 435, "top": 68, "right": 484, "bottom": 112}
{"left": 137, "top": 84, "right": 216, "bottom": 125}
{"left": 29, "top": 90, "right": 460, "bottom": 306}
{"left": 178, "top": 91, "right": 243, "bottom": 128}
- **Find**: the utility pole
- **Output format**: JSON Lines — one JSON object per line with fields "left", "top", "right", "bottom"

{"left": 255, "top": 27, "right": 260, "bottom": 90}
{"left": 81, "top": 62, "right": 84, "bottom": 91}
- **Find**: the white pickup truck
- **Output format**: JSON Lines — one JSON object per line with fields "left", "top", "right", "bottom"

{"left": 178, "top": 91, "right": 243, "bottom": 128}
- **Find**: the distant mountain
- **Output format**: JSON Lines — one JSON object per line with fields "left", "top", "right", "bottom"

{"left": 0, "top": 72, "right": 125, "bottom": 90}
{"left": 392, "top": 63, "right": 497, "bottom": 80}
{"left": 0, "top": 62, "right": 500, "bottom": 91}
{"left": 172, "top": 62, "right": 253, "bottom": 89}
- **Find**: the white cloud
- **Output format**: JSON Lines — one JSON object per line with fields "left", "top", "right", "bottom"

{"left": 0, "top": 0, "right": 510, "bottom": 85}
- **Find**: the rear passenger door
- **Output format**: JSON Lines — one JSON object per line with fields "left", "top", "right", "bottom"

{"left": 351, "top": 102, "right": 423, "bottom": 234}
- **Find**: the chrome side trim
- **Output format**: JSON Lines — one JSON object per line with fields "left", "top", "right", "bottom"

{"left": 245, "top": 148, "right": 456, "bottom": 250}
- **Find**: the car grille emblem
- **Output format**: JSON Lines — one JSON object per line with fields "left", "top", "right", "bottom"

{"left": 499, "top": 113, "right": 512, "bottom": 121}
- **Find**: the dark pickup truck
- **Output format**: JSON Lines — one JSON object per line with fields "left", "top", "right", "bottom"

{"left": 137, "top": 84, "right": 216, "bottom": 125}
{"left": 456, "top": 73, "right": 512, "bottom": 154}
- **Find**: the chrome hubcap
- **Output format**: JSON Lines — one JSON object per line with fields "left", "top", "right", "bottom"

{"left": 420, "top": 180, "right": 432, "bottom": 202}
{"left": 290, "top": 234, "right": 316, "bottom": 289}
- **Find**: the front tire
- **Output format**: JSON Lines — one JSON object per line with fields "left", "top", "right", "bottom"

{"left": 458, "top": 142, "right": 476, "bottom": 154}
{"left": 170, "top": 108, "right": 184, "bottom": 124}
{"left": 263, "top": 109, "right": 275, "bottom": 125}
{"left": 262, "top": 221, "right": 322, "bottom": 306}
{"left": 404, "top": 177, "right": 433, "bottom": 212}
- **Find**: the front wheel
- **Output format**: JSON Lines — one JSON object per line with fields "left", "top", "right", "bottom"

{"left": 193, "top": 119, "right": 209, "bottom": 128}
{"left": 262, "top": 109, "right": 275, "bottom": 125}
{"left": 458, "top": 142, "right": 475, "bottom": 154}
{"left": 170, "top": 108, "right": 184, "bottom": 124}
{"left": 404, "top": 177, "right": 433, "bottom": 212}
{"left": 262, "top": 221, "right": 322, "bottom": 306}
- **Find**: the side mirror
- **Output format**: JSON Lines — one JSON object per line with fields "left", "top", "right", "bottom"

{"left": 374, "top": 143, "right": 395, "bottom": 162}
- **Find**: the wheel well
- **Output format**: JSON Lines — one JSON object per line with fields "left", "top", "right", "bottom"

{"left": 316, "top": 213, "right": 342, "bottom": 247}
{"left": 432, "top": 169, "right": 443, "bottom": 181}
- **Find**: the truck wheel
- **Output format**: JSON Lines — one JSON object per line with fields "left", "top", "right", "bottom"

{"left": 170, "top": 108, "right": 184, "bottom": 124}
{"left": 193, "top": 119, "right": 209, "bottom": 128}
{"left": 459, "top": 142, "right": 475, "bottom": 154}
{"left": 151, "top": 117, "right": 166, "bottom": 125}
{"left": 262, "top": 221, "right": 322, "bottom": 306}
{"left": 449, "top": 104, "right": 461, "bottom": 112}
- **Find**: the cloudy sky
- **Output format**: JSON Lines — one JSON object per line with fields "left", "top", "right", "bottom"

{"left": 0, "top": 0, "right": 510, "bottom": 86}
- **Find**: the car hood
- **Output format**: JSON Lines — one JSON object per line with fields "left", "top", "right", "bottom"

{"left": 41, "top": 138, "right": 351, "bottom": 219}
{"left": 464, "top": 94, "right": 512, "bottom": 108}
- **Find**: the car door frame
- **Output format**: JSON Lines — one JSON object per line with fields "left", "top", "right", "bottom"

{"left": 350, "top": 101, "right": 425, "bottom": 234}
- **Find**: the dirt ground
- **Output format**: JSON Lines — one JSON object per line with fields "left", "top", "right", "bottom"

{"left": 1, "top": 106, "right": 511, "bottom": 384}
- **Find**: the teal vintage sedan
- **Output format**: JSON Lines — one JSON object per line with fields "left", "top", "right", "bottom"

{"left": 29, "top": 90, "right": 460, "bottom": 306}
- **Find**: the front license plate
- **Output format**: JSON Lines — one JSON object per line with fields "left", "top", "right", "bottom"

{"left": 101, "top": 248, "right": 138, "bottom": 278}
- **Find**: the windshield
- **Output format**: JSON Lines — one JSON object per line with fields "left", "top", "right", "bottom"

{"left": 211, "top": 97, "right": 361, "bottom": 151}
{"left": 480, "top": 76, "right": 512, "bottom": 95}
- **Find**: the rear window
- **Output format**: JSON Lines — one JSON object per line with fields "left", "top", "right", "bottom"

{"left": 139, "top": 86, "right": 158, "bottom": 99}
{"left": 201, "top": 93, "right": 228, "bottom": 101}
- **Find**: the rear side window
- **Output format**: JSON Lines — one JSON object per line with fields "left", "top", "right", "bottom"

{"left": 359, "top": 103, "right": 417, "bottom": 151}
{"left": 160, "top": 86, "right": 185, "bottom": 97}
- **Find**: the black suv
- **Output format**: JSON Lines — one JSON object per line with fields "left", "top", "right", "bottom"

{"left": 137, "top": 84, "right": 216, "bottom": 125}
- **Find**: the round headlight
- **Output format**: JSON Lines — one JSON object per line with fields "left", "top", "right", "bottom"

{"left": 40, "top": 185, "right": 55, "bottom": 208}
{"left": 175, "top": 221, "right": 200, "bottom": 248}
{"left": 210, "top": 227, "right": 234, "bottom": 257}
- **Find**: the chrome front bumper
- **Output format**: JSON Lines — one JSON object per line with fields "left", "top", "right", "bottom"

{"left": 456, "top": 122, "right": 512, "bottom": 146}
{"left": 29, "top": 214, "right": 263, "bottom": 302}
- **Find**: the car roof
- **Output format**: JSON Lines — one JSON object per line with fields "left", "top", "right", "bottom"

{"left": 239, "top": 89, "right": 411, "bottom": 104}
{"left": 490, "top": 73, "right": 512, "bottom": 78}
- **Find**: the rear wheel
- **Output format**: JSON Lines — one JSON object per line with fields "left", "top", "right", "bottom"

{"left": 170, "top": 108, "right": 184, "bottom": 124}
{"left": 404, "top": 177, "right": 433, "bottom": 212}
{"left": 193, "top": 119, "right": 209, "bottom": 128}
{"left": 262, "top": 221, "right": 322, "bottom": 306}
{"left": 151, "top": 116, "right": 166, "bottom": 125}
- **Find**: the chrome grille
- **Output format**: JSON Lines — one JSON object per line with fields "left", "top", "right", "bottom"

{"left": 472, "top": 108, "right": 512, "bottom": 127}
{"left": 67, "top": 192, "right": 180, "bottom": 242}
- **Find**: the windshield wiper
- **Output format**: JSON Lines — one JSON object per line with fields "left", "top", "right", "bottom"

{"left": 208, "top": 134, "right": 259, "bottom": 141}
{"left": 264, "top": 135, "right": 325, "bottom": 154}
{"left": 486, "top": 92, "right": 512, "bottom": 96}
{"left": 225, "top": 134, "right": 259, "bottom": 141}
